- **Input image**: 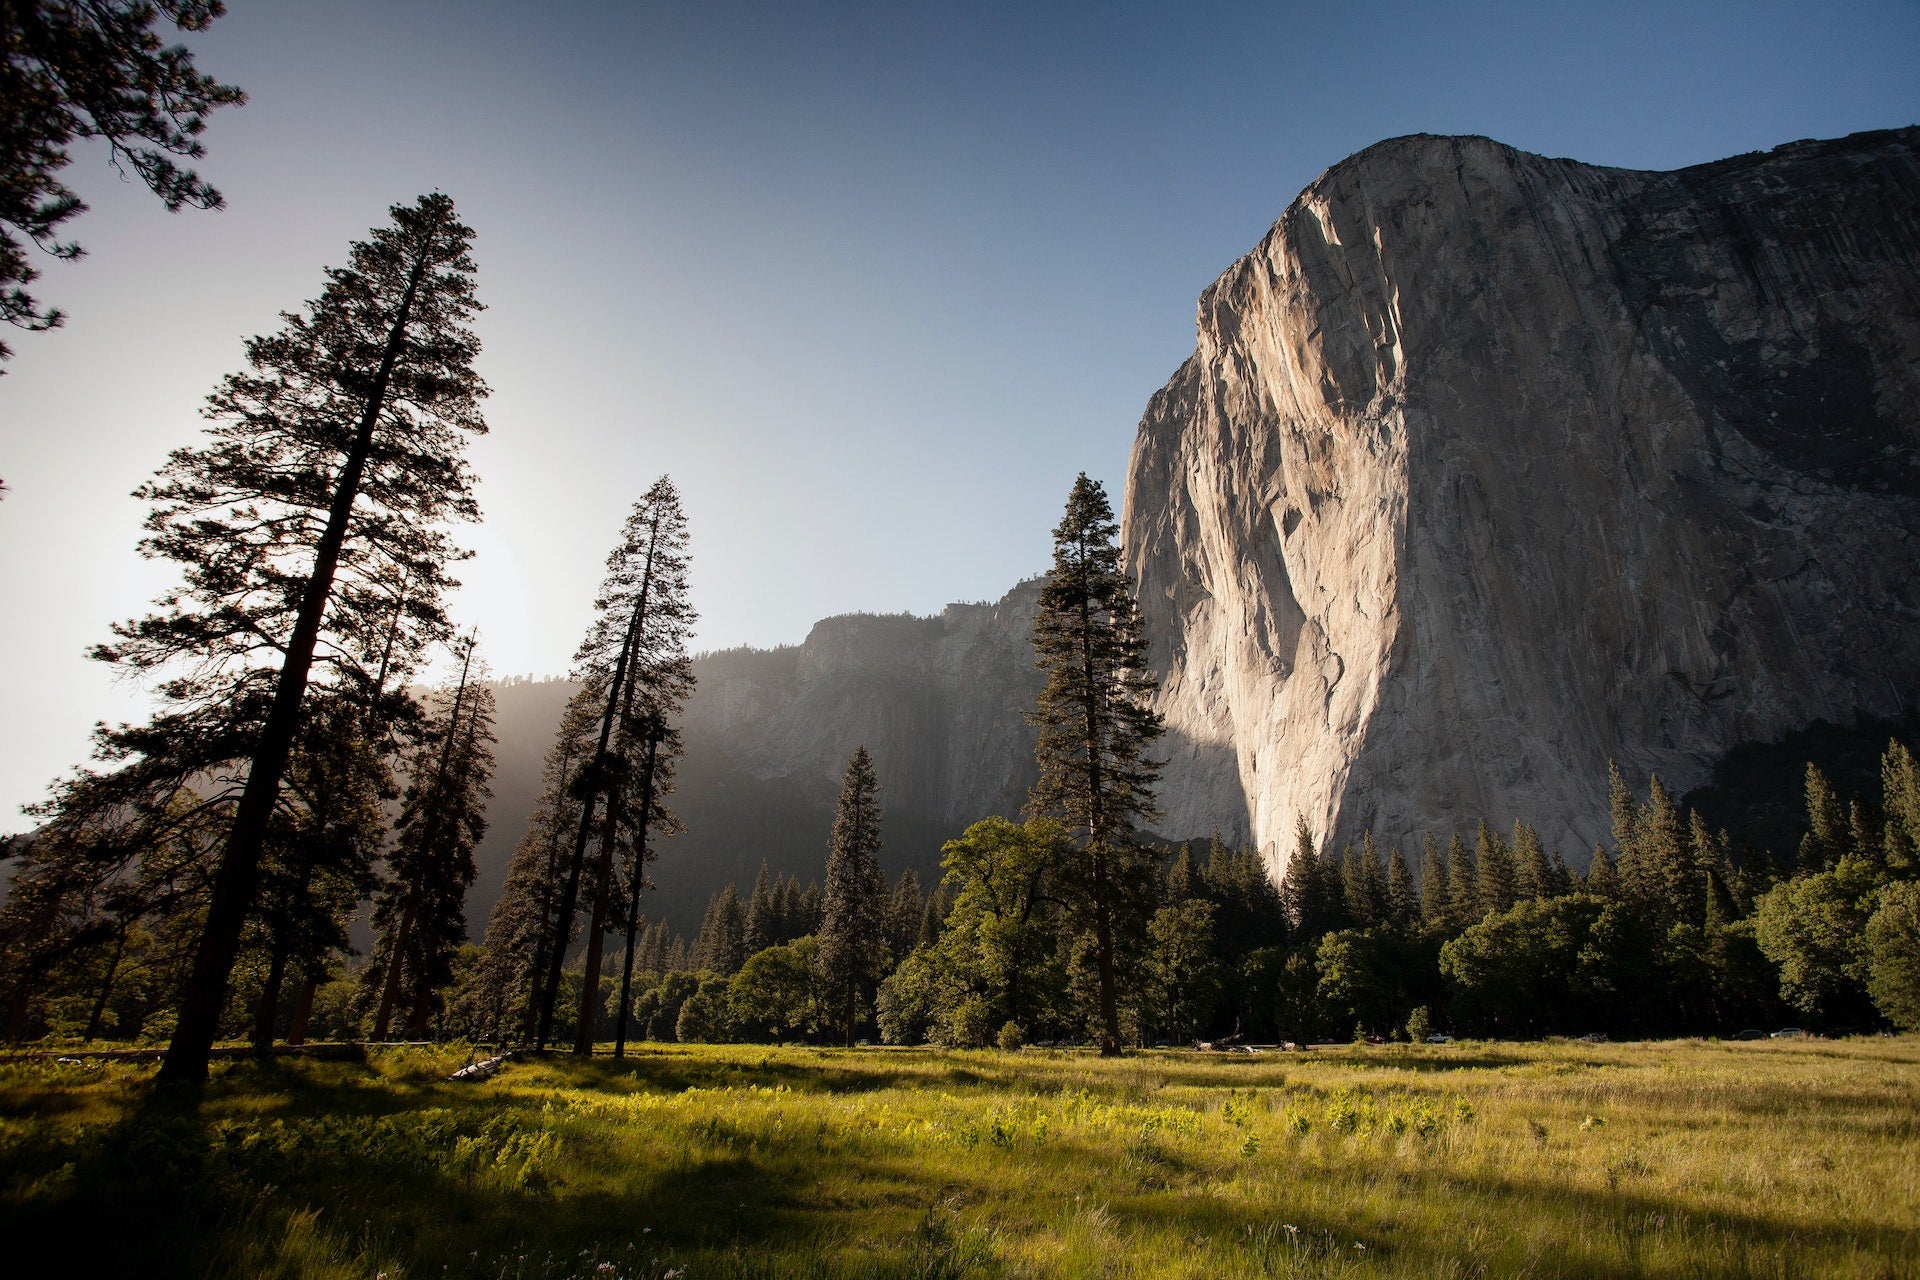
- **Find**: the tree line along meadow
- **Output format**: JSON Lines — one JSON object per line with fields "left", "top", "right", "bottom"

{"left": 1, "top": 10, "right": 1917, "bottom": 1068}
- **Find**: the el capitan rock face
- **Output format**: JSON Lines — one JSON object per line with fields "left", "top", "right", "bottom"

{"left": 1124, "top": 128, "right": 1920, "bottom": 871}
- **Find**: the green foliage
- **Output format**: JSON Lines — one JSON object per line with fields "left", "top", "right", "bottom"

{"left": 1865, "top": 880, "right": 1920, "bottom": 1030}
{"left": 1753, "top": 862, "right": 1877, "bottom": 1023}
{"left": 939, "top": 993, "right": 993, "bottom": 1048}
{"left": 674, "top": 975, "right": 737, "bottom": 1043}
{"left": 1145, "top": 899, "right": 1221, "bottom": 1042}
{"left": 875, "top": 946, "right": 944, "bottom": 1046}
{"left": 819, "top": 746, "right": 887, "bottom": 1045}
{"left": 0, "top": 0, "right": 245, "bottom": 361}
{"left": 1439, "top": 896, "right": 1646, "bottom": 1037}
{"left": 1315, "top": 928, "right": 1405, "bottom": 1039}
{"left": 729, "top": 936, "right": 829, "bottom": 1042}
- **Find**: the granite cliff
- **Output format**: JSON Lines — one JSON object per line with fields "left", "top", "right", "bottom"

{"left": 1124, "top": 128, "right": 1920, "bottom": 872}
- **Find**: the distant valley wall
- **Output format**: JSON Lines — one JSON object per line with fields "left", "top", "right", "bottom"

{"left": 471, "top": 584, "right": 1044, "bottom": 933}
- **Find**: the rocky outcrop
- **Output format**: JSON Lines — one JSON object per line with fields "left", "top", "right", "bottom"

{"left": 1124, "top": 128, "right": 1920, "bottom": 873}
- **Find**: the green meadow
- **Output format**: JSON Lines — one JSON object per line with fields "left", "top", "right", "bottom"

{"left": 1, "top": 1038, "right": 1915, "bottom": 1280}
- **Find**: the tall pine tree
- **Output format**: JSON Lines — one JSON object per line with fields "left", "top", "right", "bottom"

{"left": 1027, "top": 474, "right": 1163, "bottom": 1054}
{"left": 744, "top": 862, "right": 779, "bottom": 955}
{"left": 819, "top": 746, "right": 886, "bottom": 1046}
{"left": 104, "top": 193, "right": 489, "bottom": 1083}
{"left": 365, "top": 639, "right": 496, "bottom": 1040}
{"left": 475, "top": 686, "right": 597, "bottom": 1042}
{"left": 1445, "top": 834, "right": 1478, "bottom": 929}
{"left": 1475, "top": 822, "right": 1516, "bottom": 918}
{"left": 533, "top": 478, "right": 695, "bottom": 1051}
{"left": 1418, "top": 833, "right": 1451, "bottom": 934}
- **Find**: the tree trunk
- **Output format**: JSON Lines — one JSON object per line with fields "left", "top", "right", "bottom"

{"left": 536, "top": 585, "right": 646, "bottom": 1049}
{"left": 523, "top": 745, "right": 578, "bottom": 1045}
{"left": 404, "top": 980, "right": 434, "bottom": 1040}
{"left": 4, "top": 986, "right": 29, "bottom": 1044}
{"left": 252, "top": 941, "right": 289, "bottom": 1055}
{"left": 158, "top": 234, "right": 437, "bottom": 1086}
{"left": 613, "top": 735, "right": 661, "bottom": 1059}
{"left": 371, "top": 906, "right": 415, "bottom": 1042}
{"left": 83, "top": 926, "right": 129, "bottom": 1043}
{"left": 286, "top": 974, "right": 318, "bottom": 1045}
{"left": 1077, "top": 580, "right": 1122, "bottom": 1056}
{"left": 572, "top": 822, "right": 619, "bottom": 1055}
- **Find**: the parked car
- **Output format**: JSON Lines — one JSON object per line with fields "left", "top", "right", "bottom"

{"left": 1770, "top": 1027, "right": 1807, "bottom": 1039}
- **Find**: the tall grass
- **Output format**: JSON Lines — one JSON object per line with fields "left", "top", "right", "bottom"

{"left": 1, "top": 1037, "right": 1915, "bottom": 1278}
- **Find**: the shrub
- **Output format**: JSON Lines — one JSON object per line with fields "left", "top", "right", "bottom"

{"left": 729, "top": 937, "right": 828, "bottom": 1042}
{"left": 676, "top": 976, "right": 738, "bottom": 1043}
{"left": 1753, "top": 865, "right": 1875, "bottom": 1023}
{"left": 1866, "top": 880, "right": 1920, "bottom": 1030}
{"left": 936, "top": 995, "right": 992, "bottom": 1048}
{"left": 876, "top": 948, "right": 943, "bottom": 1046}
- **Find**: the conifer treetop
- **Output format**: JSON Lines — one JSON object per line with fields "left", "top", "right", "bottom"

{"left": 1028, "top": 473, "right": 1163, "bottom": 847}
{"left": 97, "top": 193, "right": 488, "bottom": 724}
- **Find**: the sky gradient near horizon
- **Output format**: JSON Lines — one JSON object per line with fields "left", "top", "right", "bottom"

{"left": 2, "top": 0, "right": 1918, "bottom": 823}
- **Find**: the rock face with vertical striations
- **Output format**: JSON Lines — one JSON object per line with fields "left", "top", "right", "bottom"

{"left": 1123, "top": 128, "right": 1920, "bottom": 873}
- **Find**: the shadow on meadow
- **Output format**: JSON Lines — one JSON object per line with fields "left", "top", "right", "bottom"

{"left": 538, "top": 1048, "right": 928, "bottom": 1098}
{"left": 0, "top": 1054, "right": 840, "bottom": 1280}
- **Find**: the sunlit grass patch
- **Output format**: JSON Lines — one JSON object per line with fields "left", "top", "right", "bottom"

{"left": 0, "top": 1037, "right": 1915, "bottom": 1278}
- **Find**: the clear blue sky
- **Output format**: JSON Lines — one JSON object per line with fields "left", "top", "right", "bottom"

{"left": 2, "top": 0, "right": 1917, "bottom": 822}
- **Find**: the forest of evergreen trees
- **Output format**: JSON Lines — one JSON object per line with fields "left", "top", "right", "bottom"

{"left": 414, "top": 742, "right": 1916, "bottom": 1052}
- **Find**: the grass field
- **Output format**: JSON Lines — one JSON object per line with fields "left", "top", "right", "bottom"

{"left": 1, "top": 1037, "right": 1916, "bottom": 1279}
